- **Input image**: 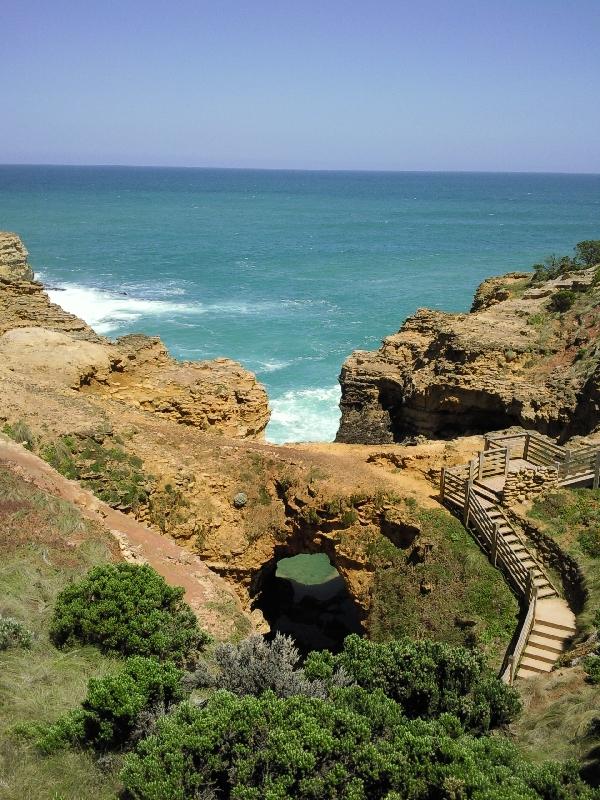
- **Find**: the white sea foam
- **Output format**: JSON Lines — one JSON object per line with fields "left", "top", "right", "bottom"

{"left": 46, "top": 284, "right": 198, "bottom": 334}
{"left": 266, "top": 386, "right": 341, "bottom": 444}
{"left": 253, "top": 359, "right": 293, "bottom": 373}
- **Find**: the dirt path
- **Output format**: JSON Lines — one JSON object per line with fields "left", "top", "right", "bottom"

{"left": 0, "top": 434, "right": 252, "bottom": 640}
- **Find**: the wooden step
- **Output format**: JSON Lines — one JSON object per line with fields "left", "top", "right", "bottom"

{"left": 533, "top": 617, "right": 576, "bottom": 635}
{"left": 527, "top": 633, "right": 565, "bottom": 653}
{"left": 531, "top": 623, "right": 571, "bottom": 642}
{"left": 517, "top": 666, "right": 547, "bottom": 679}
{"left": 521, "top": 644, "right": 558, "bottom": 665}
{"left": 474, "top": 484, "right": 499, "bottom": 501}
{"left": 537, "top": 587, "right": 559, "bottom": 599}
{"left": 519, "top": 655, "right": 553, "bottom": 673}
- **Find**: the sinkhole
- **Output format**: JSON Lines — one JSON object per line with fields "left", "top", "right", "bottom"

{"left": 252, "top": 552, "right": 363, "bottom": 654}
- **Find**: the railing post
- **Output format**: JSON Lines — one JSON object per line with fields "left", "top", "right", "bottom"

{"left": 526, "top": 568, "right": 534, "bottom": 601}
{"left": 463, "top": 461, "right": 474, "bottom": 525}
{"left": 478, "top": 451, "right": 484, "bottom": 481}
{"left": 440, "top": 467, "right": 446, "bottom": 499}
{"left": 594, "top": 453, "right": 600, "bottom": 490}
{"left": 491, "top": 524, "right": 499, "bottom": 566}
{"left": 504, "top": 447, "right": 510, "bottom": 477}
{"left": 507, "top": 654, "right": 515, "bottom": 685}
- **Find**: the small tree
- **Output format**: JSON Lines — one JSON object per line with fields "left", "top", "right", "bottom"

{"left": 575, "top": 239, "right": 600, "bottom": 268}
{"left": 50, "top": 563, "right": 209, "bottom": 662}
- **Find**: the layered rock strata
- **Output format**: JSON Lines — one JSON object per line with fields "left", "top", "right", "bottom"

{"left": 337, "top": 268, "right": 600, "bottom": 443}
{"left": 0, "top": 234, "right": 270, "bottom": 439}
{"left": 0, "top": 232, "right": 34, "bottom": 280}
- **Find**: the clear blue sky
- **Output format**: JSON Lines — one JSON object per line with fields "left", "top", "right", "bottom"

{"left": 2, "top": 0, "right": 599, "bottom": 172}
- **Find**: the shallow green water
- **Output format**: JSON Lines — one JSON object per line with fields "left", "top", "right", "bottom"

{"left": 275, "top": 553, "right": 338, "bottom": 585}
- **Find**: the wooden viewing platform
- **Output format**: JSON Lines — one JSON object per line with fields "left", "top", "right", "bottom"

{"left": 440, "top": 429, "right": 600, "bottom": 684}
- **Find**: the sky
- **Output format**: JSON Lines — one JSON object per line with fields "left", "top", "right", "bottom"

{"left": 2, "top": 0, "right": 600, "bottom": 173}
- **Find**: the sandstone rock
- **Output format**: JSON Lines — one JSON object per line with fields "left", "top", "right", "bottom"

{"left": 0, "top": 238, "right": 271, "bottom": 440}
{"left": 337, "top": 267, "right": 600, "bottom": 443}
{"left": 0, "top": 232, "right": 34, "bottom": 281}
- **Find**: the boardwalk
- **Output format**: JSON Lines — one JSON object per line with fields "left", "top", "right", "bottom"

{"left": 441, "top": 430, "right": 600, "bottom": 683}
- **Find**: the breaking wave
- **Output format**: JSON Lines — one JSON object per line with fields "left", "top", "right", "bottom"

{"left": 266, "top": 386, "right": 341, "bottom": 443}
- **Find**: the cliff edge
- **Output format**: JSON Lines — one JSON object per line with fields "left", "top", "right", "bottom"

{"left": 0, "top": 233, "right": 270, "bottom": 439}
{"left": 337, "top": 267, "right": 600, "bottom": 444}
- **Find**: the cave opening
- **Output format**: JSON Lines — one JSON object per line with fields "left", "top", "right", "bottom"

{"left": 252, "top": 552, "right": 364, "bottom": 655}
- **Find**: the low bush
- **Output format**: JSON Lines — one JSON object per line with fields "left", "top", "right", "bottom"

{"left": 120, "top": 689, "right": 597, "bottom": 800}
{"left": 549, "top": 289, "right": 576, "bottom": 313}
{"left": 40, "top": 435, "right": 151, "bottom": 511}
{"left": 584, "top": 655, "right": 600, "bottom": 685}
{"left": 50, "top": 563, "right": 209, "bottom": 662}
{"left": 303, "top": 634, "right": 521, "bottom": 732}
{"left": 188, "top": 633, "right": 351, "bottom": 698}
{"left": 38, "top": 656, "right": 184, "bottom": 752}
{"left": 0, "top": 615, "right": 33, "bottom": 650}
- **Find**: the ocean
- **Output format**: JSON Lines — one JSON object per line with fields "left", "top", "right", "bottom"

{"left": 1, "top": 165, "right": 599, "bottom": 443}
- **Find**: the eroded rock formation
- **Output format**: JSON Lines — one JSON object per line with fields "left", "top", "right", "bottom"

{"left": 0, "top": 234, "right": 271, "bottom": 439}
{"left": 337, "top": 268, "right": 600, "bottom": 443}
{"left": 0, "top": 232, "right": 34, "bottom": 281}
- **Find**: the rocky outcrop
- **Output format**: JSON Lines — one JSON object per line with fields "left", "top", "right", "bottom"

{"left": 0, "top": 232, "right": 34, "bottom": 281}
{"left": 337, "top": 268, "right": 600, "bottom": 444}
{"left": 92, "top": 335, "right": 270, "bottom": 438}
{"left": 0, "top": 276, "right": 99, "bottom": 339}
{"left": 0, "top": 236, "right": 271, "bottom": 440}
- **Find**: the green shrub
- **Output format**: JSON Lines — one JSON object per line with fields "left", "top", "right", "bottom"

{"left": 120, "top": 689, "right": 597, "bottom": 800}
{"left": 50, "top": 563, "right": 209, "bottom": 662}
{"left": 549, "top": 289, "right": 576, "bottom": 313}
{"left": 583, "top": 655, "right": 600, "bottom": 685}
{"left": 304, "top": 634, "right": 521, "bottom": 732}
{"left": 0, "top": 616, "right": 33, "bottom": 650}
{"left": 38, "top": 656, "right": 184, "bottom": 752}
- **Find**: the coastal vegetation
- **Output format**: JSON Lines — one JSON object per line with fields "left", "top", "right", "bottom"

{"left": 531, "top": 239, "right": 600, "bottom": 284}
{"left": 50, "top": 563, "right": 210, "bottom": 663}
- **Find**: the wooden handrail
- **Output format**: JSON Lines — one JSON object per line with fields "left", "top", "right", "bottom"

{"left": 507, "top": 588, "right": 537, "bottom": 684}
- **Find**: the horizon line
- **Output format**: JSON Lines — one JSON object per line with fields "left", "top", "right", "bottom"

{"left": 1, "top": 162, "right": 599, "bottom": 177}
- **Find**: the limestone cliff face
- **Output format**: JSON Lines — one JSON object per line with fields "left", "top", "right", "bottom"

{"left": 0, "top": 232, "right": 270, "bottom": 440}
{"left": 337, "top": 268, "right": 600, "bottom": 443}
{"left": 88, "top": 335, "right": 271, "bottom": 438}
{"left": 0, "top": 232, "right": 34, "bottom": 281}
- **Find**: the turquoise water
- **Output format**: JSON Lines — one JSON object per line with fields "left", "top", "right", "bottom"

{"left": 1, "top": 166, "right": 598, "bottom": 442}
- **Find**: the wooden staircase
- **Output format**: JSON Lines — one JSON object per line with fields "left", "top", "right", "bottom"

{"left": 516, "top": 598, "right": 576, "bottom": 679}
{"left": 440, "top": 437, "right": 581, "bottom": 684}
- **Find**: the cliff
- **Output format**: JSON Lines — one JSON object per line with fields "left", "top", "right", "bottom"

{"left": 0, "top": 234, "right": 270, "bottom": 439}
{"left": 337, "top": 268, "right": 600, "bottom": 444}
{"left": 0, "top": 231, "right": 34, "bottom": 280}
{"left": 0, "top": 232, "right": 516, "bottom": 657}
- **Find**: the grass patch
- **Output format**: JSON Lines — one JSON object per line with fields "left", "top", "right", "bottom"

{"left": 512, "top": 668, "right": 600, "bottom": 776}
{"left": 529, "top": 488, "right": 600, "bottom": 632}
{"left": 39, "top": 435, "right": 152, "bottom": 512}
{"left": 0, "top": 467, "right": 122, "bottom": 799}
{"left": 368, "top": 503, "right": 518, "bottom": 665}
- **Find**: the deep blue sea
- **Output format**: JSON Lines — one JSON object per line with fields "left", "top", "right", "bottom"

{"left": 1, "top": 166, "right": 599, "bottom": 442}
